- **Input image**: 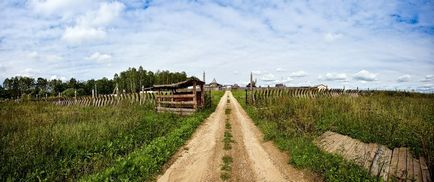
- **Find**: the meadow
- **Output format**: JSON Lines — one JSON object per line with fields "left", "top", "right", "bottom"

{"left": 0, "top": 91, "right": 224, "bottom": 181}
{"left": 233, "top": 90, "right": 434, "bottom": 181}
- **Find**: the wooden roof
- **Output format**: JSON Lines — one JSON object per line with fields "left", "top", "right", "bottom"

{"left": 152, "top": 77, "right": 205, "bottom": 90}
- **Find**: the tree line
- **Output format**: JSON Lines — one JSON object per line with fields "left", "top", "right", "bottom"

{"left": 0, "top": 66, "right": 187, "bottom": 99}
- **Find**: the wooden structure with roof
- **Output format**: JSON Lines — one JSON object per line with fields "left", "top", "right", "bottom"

{"left": 206, "top": 78, "right": 223, "bottom": 91}
{"left": 152, "top": 77, "right": 205, "bottom": 115}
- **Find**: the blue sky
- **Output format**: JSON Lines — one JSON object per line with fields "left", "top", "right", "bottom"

{"left": 0, "top": 0, "right": 433, "bottom": 92}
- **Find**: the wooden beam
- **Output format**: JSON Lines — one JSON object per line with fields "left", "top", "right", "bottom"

{"left": 157, "top": 107, "right": 196, "bottom": 112}
{"left": 193, "top": 82, "right": 197, "bottom": 109}
{"left": 156, "top": 94, "right": 195, "bottom": 99}
{"left": 200, "top": 85, "right": 205, "bottom": 108}
{"left": 159, "top": 101, "right": 195, "bottom": 105}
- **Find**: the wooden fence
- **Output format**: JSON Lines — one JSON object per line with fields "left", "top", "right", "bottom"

{"left": 54, "top": 92, "right": 156, "bottom": 107}
{"left": 246, "top": 88, "right": 362, "bottom": 105}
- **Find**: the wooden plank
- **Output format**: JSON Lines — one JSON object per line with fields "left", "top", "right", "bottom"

{"left": 349, "top": 141, "right": 367, "bottom": 165}
{"left": 370, "top": 145, "right": 383, "bottom": 178}
{"left": 157, "top": 107, "right": 196, "bottom": 112}
{"left": 316, "top": 132, "right": 336, "bottom": 150}
{"left": 370, "top": 145, "right": 391, "bottom": 180}
{"left": 396, "top": 148, "right": 408, "bottom": 180}
{"left": 316, "top": 132, "right": 336, "bottom": 149}
{"left": 157, "top": 110, "right": 194, "bottom": 116}
{"left": 156, "top": 94, "right": 195, "bottom": 99}
{"left": 406, "top": 150, "right": 414, "bottom": 181}
{"left": 377, "top": 145, "right": 392, "bottom": 182}
{"left": 200, "top": 84, "right": 204, "bottom": 108}
{"left": 413, "top": 159, "right": 423, "bottom": 182}
{"left": 420, "top": 157, "right": 431, "bottom": 182}
{"left": 192, "top": 82, "right": 197, "bottom": 109}
{"left": 341, "top": 138, "right": 358, "bottom": 158}
{"left": 324, "top": 134, "right": 349, "bottom": 153}
{"left": 159, "top": 101, "right": 195, "bottom": 105}
{"left": 389, "top": 148, "right": 400, "bottom": 180}
{"left": 364, "top": 143, "right": 378, "bottom": 171}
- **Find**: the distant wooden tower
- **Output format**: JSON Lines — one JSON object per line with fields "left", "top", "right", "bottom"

{"left": 208, "top": 78, "right": 222, "bottom": 91}
{"left": 246, "top": 72, "right": 256, "bottom": 89}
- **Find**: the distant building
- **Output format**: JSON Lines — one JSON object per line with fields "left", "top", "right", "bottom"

{"left": 206, "top": 78, "right": 223, "bottom": 90}
{"left": 275, "top": 83, "right": 285, "bottom": 88}
{"left": 315, "top": 84, "right": 328, "bottom": 91}
{"left": 246, "top": 79, "right": 257, "bottom": 88}
{"left": 232, "top": 84, "right": 240, "bottom": 89}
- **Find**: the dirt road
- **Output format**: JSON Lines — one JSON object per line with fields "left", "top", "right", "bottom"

{"left": 158, "top": 91, "right": 316, "bottom": 182}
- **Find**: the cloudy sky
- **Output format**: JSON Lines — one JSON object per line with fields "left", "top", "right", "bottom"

{"left": 0, "top": 0, "right": 433, "bottom": 92}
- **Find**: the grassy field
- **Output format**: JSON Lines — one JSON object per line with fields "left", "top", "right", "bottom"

{"left": 0, "top": 91, "right": 224, "bottom": 181}
{"left": 233, "top": 90, "right": 434, "bottom": 181}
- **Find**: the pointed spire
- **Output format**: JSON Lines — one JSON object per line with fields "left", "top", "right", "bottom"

{"left": 211, "top": 78, "right": 217, "bottom": 84}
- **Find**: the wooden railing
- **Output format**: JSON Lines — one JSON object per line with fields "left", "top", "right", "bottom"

{"left": 54, "top": 92, "right": 156, "bottom": 107}
{"left": 156, "top": 93, "right": 197, "bottom": 115}
{"left": 246, "top": 88, "right": 362, "bottom": 105}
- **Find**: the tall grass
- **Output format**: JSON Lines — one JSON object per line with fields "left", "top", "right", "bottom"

{"left": 0, "top": 91, "right": 224, "bottom": 181}
{"left": 233, "top": 90, "right": 434, "bottom": 181}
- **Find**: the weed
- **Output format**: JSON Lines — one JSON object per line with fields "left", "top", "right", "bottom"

{"left": 220, "top": 155, "right": 233, "bottom": 180}
{"left": 223, "top": 130, "right": 234, "bottom": 150}
{"left": 225, "top": 120, "right": 231, "bottom": 129}
{"left": 225, "top": 108, "right": 231, "bottom": 115}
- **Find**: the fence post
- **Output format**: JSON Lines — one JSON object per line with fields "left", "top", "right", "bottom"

{"left": 92, "top": 89, "right": 95, "bottom": 106}
{"left": 193, "top": 82, "right": 197, "bottom": 109}
{"left": 245, "top": 89, "right": 248, "bottom": 105}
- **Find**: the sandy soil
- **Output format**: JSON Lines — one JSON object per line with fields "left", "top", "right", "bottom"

{"left": 157, "top": 91, "right": 317, "bottom": 182}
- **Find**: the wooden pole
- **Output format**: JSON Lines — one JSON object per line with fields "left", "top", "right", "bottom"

{"left": 200, "top": 84, "right": 204, "bottom": 108}
{"left": 250, "top": 72, "right": 255, "bottom": 104}
{"left": 245, "top": 89, "right": 247, "bottom": 105}
{"left": 193, "top": 82, "right": 197, "bottom": 109}
{"left": 157, "top": 89, "right": 161, "bottom": 110}
{"left": 92, "top": 89, "right": 95, "bottom": 106}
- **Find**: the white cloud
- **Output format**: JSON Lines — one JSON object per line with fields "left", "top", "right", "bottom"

{"left": 421, "top": 75, "right": 433, "bottom": 82}
{"left": 0, "top": 64, "right": 6, "bottom": 73}
{"left": 353, "top": 70, "right": 377, "bottom": 82}
{"left": 397, "top": 74, "right": 411, "bottom": 82}
{"left": 86, "top": 52, "right": 112, "bottom": 63}
{"left": 50, "top": 75, "right": 67, "bottom": 81}
{"left": 19, "top": 68, "right": 40, "bottom": 77}
{"left": 27, "top": 51, "right": 63, "bottom": 62}
{"left": 1, "top": 1, "right": 434, "bottom": 92}
{"left": 62, "top": 26, "right": 106, "bottom": 43}
{"left": 276, "top": 67, "right": 285, "bottom": 72}
{"left": 30, "top": 0, "right": 95, "bottom": 16}
{"left": 61, "top": 1, "right": 124, "bottom": 44}
{"left": 417, "top": 83, "right": 434, "bottom": 92}
{"left": 275, "top": 77, "right": 293, "bottom": 83}
{"left": 320, "top": 73, "right": 347, "bottom": 81}
{"left": 324, "top": 33, "right": 343, "bottom": 42}
{"left": 260, "top": 73, "right": 275, "bottom": 82}
{"left": 289, "top": 70, "right": 308, "bottom": 78}
{"left": 28, "top": 51, "right": 39, "bottom": 59}
{"left": 252, "top": 70, "right": 262, "bottom": 75}
{"left": 77, "top": 1, "right": 125, "bottom": 27}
